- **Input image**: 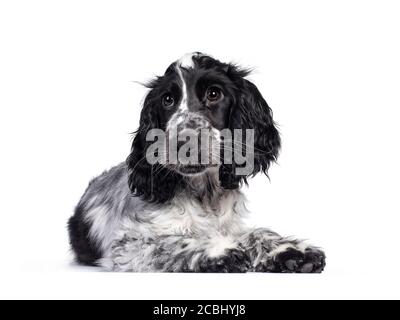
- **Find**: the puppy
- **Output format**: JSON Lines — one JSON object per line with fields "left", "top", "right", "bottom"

{"left": 68, "top": 52, "right": 326, "bottom": 273}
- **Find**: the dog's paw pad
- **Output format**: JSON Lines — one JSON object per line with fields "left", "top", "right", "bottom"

{"left": 273, "top": 247, "right": 326, "bottom": 273}
{"left": 285, "top": 259, "right": 300, "bottom": 271}
{"left": 300, "top": 262, "right": 314, "bottom": 273}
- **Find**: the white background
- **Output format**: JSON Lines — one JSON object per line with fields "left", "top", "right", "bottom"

{"left": 0, "top": 0, "right": 399, "bottom": 299}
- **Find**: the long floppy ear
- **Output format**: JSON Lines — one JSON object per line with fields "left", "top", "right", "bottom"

{"left": 126, "top": 94, "right": 183, "bottom": 203}
{"left": 220, "top": 75, "right": 281, "bottom": 189}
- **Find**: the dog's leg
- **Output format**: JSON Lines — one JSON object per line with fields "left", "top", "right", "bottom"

{"left": 239, "top": 228, "right": 326, "bottom": 273}
{"left": 100, "top": 233, "right": 251, "bottom": 273}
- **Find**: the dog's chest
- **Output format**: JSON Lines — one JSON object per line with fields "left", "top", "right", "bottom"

{"left": 146, "top": 192, "right": 247, "bottom": 236}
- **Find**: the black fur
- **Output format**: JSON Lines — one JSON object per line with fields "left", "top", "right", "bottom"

{"left": 195, "top": 248, "right": 251, "bottom": 273}
{"left": 68, "top": 204, "right": 102, "bottom": 265}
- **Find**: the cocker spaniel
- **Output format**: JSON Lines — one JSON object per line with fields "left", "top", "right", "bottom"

{"left": 68, "top": 52, "right": 326, "bottom": 273}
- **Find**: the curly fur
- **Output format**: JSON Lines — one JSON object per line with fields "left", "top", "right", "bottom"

{"left": 68, "top": 52, "right": 325, "bottom": 273}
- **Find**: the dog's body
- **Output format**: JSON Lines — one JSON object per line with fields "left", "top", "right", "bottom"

{"left": 68, "top": 53, "right": 326, "bottom": 272}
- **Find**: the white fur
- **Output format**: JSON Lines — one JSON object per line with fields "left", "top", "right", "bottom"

{"left": 174, "top": 52, "right": 201, "bottom": 112}
{"left": 206, "top": 235, "right": 237, "bottom": 258}
{"left": 119, "top": 189, "right": 248, "bottom": 241}
{"left": 177, "top": 52, "right": 198, "bottom": 69}
{"left": 85, "top": 205, "right": 120, "bottom": 252}
{"left": 176, "top": 64, "right": 188, "bottom": 112}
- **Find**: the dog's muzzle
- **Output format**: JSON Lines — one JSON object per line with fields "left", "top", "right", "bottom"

{"left": 166, "top": 112, "right": 220, "bottom": 175}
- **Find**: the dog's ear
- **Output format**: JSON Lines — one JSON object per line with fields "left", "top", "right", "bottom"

{"left": 220, "top": 70, "right": 281, "bottom": 189}
{"left": 126, "top": 92, "right": 183, "bottom": 203}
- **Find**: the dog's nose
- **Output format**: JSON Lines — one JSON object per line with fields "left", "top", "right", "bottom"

{"left": 176, "top": 129, "right": 198, "bottom": 147}
{"left": 175, "top": 129, "right": 203, "bottom": 159}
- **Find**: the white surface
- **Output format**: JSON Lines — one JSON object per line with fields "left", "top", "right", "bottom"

{"left": 1, "top": 0, "right": 400, "bottom": 299}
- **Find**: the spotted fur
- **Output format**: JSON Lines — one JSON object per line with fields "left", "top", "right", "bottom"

{"left": 68, "top": 53, "right": 326, "bottom": 273}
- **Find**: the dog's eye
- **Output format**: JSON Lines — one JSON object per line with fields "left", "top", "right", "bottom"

{"left": 206, "top": 86, "right": 222, "bottom": 102}
{"left": 162, "top": 94, "right": 175, "bottom": 108}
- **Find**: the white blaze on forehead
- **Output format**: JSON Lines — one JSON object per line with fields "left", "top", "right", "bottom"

{"left": 169, "top": 52, "right": 203, "bottom": 126}
{"left": 175, "top": 53, "right": 197, "bottom": 113}
{"left": 176, "top": 66, "right": 188, "bottom": 112}
{"left": 177, "top": 52, "right": 199, "bottom": 68}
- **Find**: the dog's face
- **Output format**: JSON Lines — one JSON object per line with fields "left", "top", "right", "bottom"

{"left": 140, "top": 53, "right": 239, "bottom": 176}
{"left": 127, "top": 53, "right": 281, "bottom": 202}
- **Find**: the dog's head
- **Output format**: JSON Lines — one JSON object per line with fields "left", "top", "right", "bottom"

{"left": 127, "top": 52, "right": 280, "bottom": 202}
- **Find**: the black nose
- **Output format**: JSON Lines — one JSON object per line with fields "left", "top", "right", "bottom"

{"left": 176, "top": 130, "right": 202, "bottom": 158}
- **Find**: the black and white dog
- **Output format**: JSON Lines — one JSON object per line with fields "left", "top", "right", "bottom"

{"left": 68, "top": 53, "right": 326, "bottom": 273}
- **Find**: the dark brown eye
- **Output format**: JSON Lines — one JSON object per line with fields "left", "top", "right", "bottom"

{"left": 162, "top": 94, "right": 174, "bottom": 107}
{"left": 206, "top": 86, "right": 222, "bottom": 102}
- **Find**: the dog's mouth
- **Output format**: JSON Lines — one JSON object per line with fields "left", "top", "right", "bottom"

{"left": 175, "top": 164, "right": 209, "bottom": 175}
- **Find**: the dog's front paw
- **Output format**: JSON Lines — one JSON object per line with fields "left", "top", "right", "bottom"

{"left": 269, "top": 247, "right": 326, "bottom": 273}
{"left": 195, "top": 249, "right": 251, "bottom": 273}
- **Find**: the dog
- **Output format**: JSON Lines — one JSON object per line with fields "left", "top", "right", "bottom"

{"left": 68, "top": 52, "right": 326, "bottom": 273}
